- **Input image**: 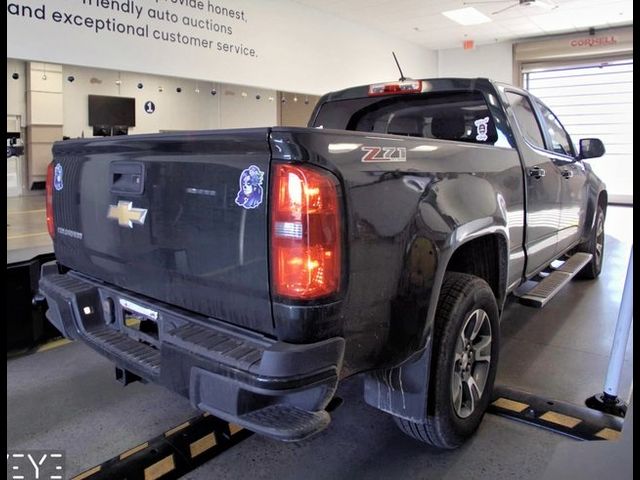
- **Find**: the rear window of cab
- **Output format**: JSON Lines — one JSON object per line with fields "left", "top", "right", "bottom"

{"left": 312, "top": 91, "right": 513, "bottom": 148}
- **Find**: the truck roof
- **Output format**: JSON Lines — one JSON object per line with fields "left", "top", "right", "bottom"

{"left": 320, "top": 78, "right": 497, "bottom": 103}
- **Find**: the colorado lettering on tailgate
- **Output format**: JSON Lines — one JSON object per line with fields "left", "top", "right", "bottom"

{"left": 361, "top": 146, "right": 407, "bottom": 162}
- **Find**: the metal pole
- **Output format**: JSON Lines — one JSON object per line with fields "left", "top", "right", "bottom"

{"left": 603, "top": 247, "right": 633, "bottom": 397}
{"left": 585, "top": 246, "right": 633, "bottom": 417}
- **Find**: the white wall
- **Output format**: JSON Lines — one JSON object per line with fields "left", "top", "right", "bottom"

{"left": 62, "top": 66, "right": 218, "bottom": 137}
{"left": 218, "top": 87, "right": 278, "bottom": 128}
{"left": 7, "top": 59, "right": 27, "bottom": 124}
{"left": 438, "top": 42, "right": 514, "bottom": 84}
{"left": 8, "top": 0, "right": 437, "bottom": 95}
{"left": 61, "top": 65, "right": 278, "bottom": 137}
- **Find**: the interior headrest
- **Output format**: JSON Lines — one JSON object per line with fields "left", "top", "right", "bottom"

{"left": 431, "top": 109, "right": 465, "bottom": 140}
{"left": 387, "top": 116, "right": 423, "bottom": 137}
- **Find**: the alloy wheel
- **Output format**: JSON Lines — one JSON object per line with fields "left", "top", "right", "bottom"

{"left": 451, "top": 309, "right": 492, "bottom": 419}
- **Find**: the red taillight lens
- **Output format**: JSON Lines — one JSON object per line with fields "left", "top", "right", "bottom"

{"left": 271, "top": 164, "right": 341, "bottom": 300}
{"left": 46, "top": 162, "right": 55, "bottom": 239}
{"left": 368, "top": 80, "right": 422, "bottom": 96}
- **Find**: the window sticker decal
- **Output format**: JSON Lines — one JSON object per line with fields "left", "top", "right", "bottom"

{"left": 474, "top": 117, "right": 490, "bottom": 142}
{"left": 235, "top": 165, "right": 264, "bottom": 209}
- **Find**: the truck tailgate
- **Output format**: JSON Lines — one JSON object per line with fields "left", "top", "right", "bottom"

{"left": 51, "top": 129, "right": 274, "bottom": 335}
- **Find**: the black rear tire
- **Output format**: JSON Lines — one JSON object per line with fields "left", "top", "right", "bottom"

{"left": 393, "top": 272, "right": 500, "bottom": 448}
{"left": 575, "top": 205, "right": 605, "bottom": 280}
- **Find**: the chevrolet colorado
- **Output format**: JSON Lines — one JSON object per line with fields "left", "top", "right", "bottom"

{"left": 39, "top": 78, "right": 607, "bottom": 448}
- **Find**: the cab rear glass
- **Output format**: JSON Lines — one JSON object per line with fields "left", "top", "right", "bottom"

{"left": 312, "top": 91, "right": 512, "bottom": 148}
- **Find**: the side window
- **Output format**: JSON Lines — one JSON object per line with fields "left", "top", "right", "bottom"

{"left": 505, "top": 92, "right": 545, "bottom": 149}
{"left": 534, "top": 99, "right": 575, "bottom": 157}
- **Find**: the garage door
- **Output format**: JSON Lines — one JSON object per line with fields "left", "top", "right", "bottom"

{"left": 524, "top": 60, "right": 633, "bottom": 205}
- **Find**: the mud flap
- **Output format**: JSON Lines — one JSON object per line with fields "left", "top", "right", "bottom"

{"left": 363, "top": 337, "right": 432, "bottom": 423}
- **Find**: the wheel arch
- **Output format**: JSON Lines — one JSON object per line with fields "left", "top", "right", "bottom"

{"left": 363, "top": 227, "right": 509, "bottom": 422}
{"left": 582, "top": 188, "right": 608, "bottom": 244}
{"left": 444, "top": 232, "right": 509, "bottom": 310}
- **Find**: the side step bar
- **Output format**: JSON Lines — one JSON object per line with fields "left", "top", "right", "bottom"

{"left": 519, "top": 253, "right": 593, "bottom": 308}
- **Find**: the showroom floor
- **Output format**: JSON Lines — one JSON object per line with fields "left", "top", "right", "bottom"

{"left": 7, "top": 194, "right": 52, "bottom": 264}
{"left": 7, "top": 206, "right": 633, "bottom": 479}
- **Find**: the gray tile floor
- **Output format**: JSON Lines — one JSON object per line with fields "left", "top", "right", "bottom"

{"left": 498, "top": 205, "right": 633, "bottom": 407}
{"left": 6, "top": 206, "right": 633, "bottom": 479}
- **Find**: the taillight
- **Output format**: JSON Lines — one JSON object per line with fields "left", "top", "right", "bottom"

{"left": 46, "top": 162, "right": 55, "bottom": 239}
{"left": 271, "top": 164, "right": 341, "bottom": 300}
{"left": 368, "top": 80, "right": 422, "bottom": 96}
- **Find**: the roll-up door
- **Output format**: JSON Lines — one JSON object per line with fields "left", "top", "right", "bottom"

{"left": 524, "top": 60, "right": 633, "bottom": 204}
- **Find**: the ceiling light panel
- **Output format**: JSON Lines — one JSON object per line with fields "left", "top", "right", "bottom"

{"left": 441, "top": 7, "right": 492, "bottom": 26}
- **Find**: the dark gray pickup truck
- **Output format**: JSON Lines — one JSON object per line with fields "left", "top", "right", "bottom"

{"left": 40, "top": 78, "right": 607, "bottom": 448}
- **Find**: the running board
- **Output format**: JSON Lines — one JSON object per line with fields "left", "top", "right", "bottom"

{"left": 519, "top": 253, "right": 593, "bottom": 308}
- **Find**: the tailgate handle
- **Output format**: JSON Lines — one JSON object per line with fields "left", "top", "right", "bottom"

{"left": 110, "top": 162, "right": 145, "bottom": 194}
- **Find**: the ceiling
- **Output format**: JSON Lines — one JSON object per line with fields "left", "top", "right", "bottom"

{"left": 292, "top": 0, "right": 633, "bottom": 50}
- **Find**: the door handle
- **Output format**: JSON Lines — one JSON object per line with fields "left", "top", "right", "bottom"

{"left": 561, "top": 169, "right": 574, "bottom": 179}
{"left": 528, "top": 166, "right": 546, "bottom": 179}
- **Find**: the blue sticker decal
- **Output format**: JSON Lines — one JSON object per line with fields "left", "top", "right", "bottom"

{"left": 54, "top": 163, "right": 64, "bottom": 191}
{"left": 235, "top": 165, "right": 264, "bottom": 209}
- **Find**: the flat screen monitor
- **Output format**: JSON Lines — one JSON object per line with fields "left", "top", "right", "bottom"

{"left": 88, "top": 95, "right": 136, "bottom": 127}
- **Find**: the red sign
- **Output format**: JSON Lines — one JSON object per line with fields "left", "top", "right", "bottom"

{"left": 570, "top": 36, "right": 618, "bottom": 48}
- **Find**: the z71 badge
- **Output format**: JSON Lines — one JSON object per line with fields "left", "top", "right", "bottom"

{"left": 361, "top": 146, "right": 407, "bottom": 163}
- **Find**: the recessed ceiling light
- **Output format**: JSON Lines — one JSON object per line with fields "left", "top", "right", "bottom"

{"left": 442, "top": 7, "right": 491, "bottom": 26}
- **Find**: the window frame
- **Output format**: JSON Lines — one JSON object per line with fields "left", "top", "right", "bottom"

{"left": 503, "top": 89, "right": 547, "bottom": 151}
{"left": 530, "top": 96, "right": 578, "bottom": 160}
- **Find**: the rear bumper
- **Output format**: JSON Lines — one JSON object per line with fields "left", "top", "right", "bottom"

{"left": 39, "top": 263, "right": 344, "bottom": 441}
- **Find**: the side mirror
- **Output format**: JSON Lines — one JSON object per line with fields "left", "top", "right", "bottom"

{"left": 579, "top": 138, "right": 605, "bottom": 160}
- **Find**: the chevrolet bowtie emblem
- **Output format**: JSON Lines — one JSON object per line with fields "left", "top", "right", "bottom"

{"left": 107, "top": 201, "right": 148, "bottom": 228}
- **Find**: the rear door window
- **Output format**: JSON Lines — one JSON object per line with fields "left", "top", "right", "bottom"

{"left": 314, "top": 91, "right": 511, "bottom": 147}
{"left": 505, "top": 92, "right": 545, "bottom": 149}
